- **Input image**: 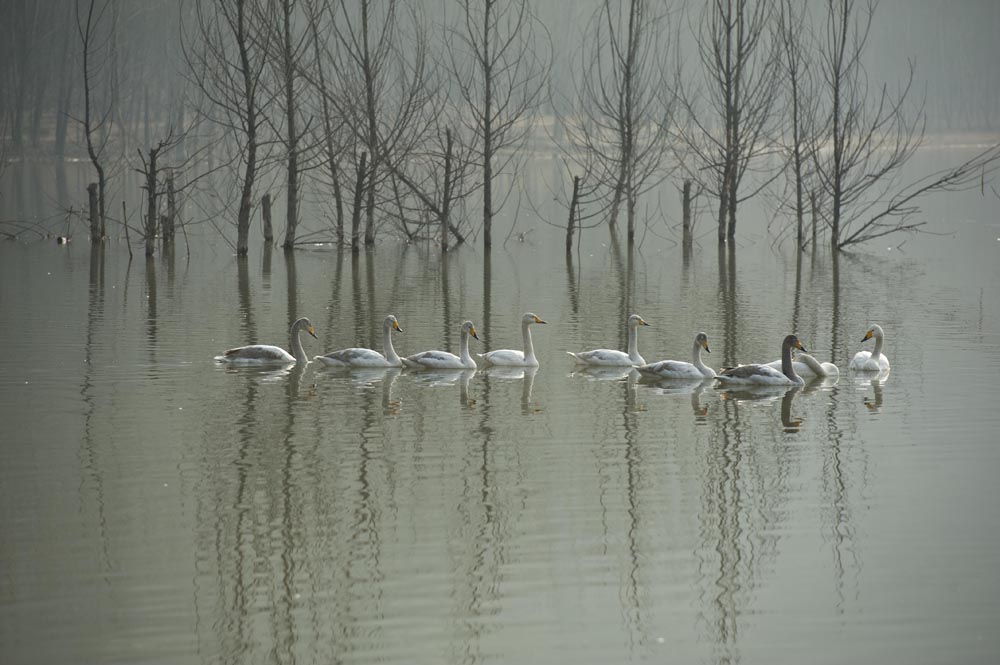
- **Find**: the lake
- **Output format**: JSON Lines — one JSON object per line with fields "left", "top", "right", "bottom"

{"left": 1, "top": 154, "right": 999, "bottom": 664}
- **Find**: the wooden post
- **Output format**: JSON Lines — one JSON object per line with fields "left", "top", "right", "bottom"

{"left": 566, "top": 175, "right": 581, "bottom": 254}
{"left": 261, "top": 193, "right": 273, "bottom": 243}
{"left": 88, "top": 183, "right": 100, "bottom": 243}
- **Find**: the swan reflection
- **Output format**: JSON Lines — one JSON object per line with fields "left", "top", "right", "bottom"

{"left": 638, "top": 376, "right": 715, "bottom": 420}
{"left": 409, "top": 369, "right": 478, "bottom": 408}
{"left": 483, "top": 366, "right": 539, "bottom": 413}
{"left": 862, "top": 375, "right": 887, "bottom": 413}
{"left": 570, "top": 365, "right": 635, "bottom": 382}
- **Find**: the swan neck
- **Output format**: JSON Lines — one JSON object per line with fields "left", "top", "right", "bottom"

{"left": 522, "top": 320, "right": 536, "bottom": 363}
{"left": 872, "top": 330, "right": 884, "bottom": 361}
{"left": 291, "top": 321, "right": 308, "bottom": 363}
{"left": 781, "top": 342, "right": 798, "bottom": 381}
{"left": 460, "top": 330, "right": 472, "bottom": 364}
{"left": 627, "top": 324, "right": 639, "bottom": 360}
{"left": 691, "top": 340, "right": 707, "bottom": 371}
{"left": 383, "top": 322, "right": 399, "bottom": 364}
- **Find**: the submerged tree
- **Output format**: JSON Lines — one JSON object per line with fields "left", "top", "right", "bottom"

{"left": 76, "top": 0, "right": 117, "bottom": 241}
{"left": 676, "top": 0, "right": 781, "bottom": 243}
{"left": 814, "top": 0, "right": 1000, "bottom": 251}
{"left": 185, "top": 0, "right": 270, "bottom": 256}
{"left": 775, "top": 0, "right": 818, "bottom": 250}
{"left": 562, "top": 0, "right": 674, "bottom": 244}
{"left": 447, "top": 0, "right": 550, "bottom": 250}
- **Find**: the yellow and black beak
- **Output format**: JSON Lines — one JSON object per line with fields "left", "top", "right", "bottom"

{"left": 534, "top": 315, "right": 548, "bottom": 325}
{"left": 393, "top": 321, "right": 403, "bottom": 333}
{"left": 861, "top": 330, "right": 873, "bottom": 342}
{"left": 796, "top": 338, "right": 808, "bottom": 352}
{"left": 470, "top": 326, "right": 480, "bottom": 341}
{"left": 308, "top": 325, "right": 318, "bottom": 339}
{"left": 703, "top": 340, "right": 711, "bottom": 354}
{"left": 639, "top": 318, "right": 650, "bottom": 327}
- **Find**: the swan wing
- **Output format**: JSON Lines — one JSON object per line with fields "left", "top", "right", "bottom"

{"left": 403, "top": 350, "right": 465, "bottom": 369}
{"left": 480, "top": 349, "right": 529, "bottom": 366}
{"left": 637, "top": 360, "right": 701, "bottom": 379}
{"left": 219, "top": 344, "right": 293, "bottom": 363}
{"left": 316, "top": 347, "right": 389, "bottom": 367}
{"left": 570, "top": 349, "right": 633, "bottom": 366}
{"left": 718, "top": 363, "right": 790, "bottom": 384}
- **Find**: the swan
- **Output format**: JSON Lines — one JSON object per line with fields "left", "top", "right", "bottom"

{"left": 314, "top": 314, "right": 403, "bottom": 367}
{"left": 636, "top": 332, "right": 716, "bottom": 379}
{"left": 849, "top": 324, "right": 891, "bottom": 371}
{"left": 478, "top": 312, "right": 547, "bottom": 367}
{"left": 567, "top": 314, "right": 649, "bottom": 366}
{"left": 216, "top": 317, "right": 317, "bottom": 365}
{"left": 717, "top": 334, "right": 808, "bottom": 385}
{"left": 764, "top": 351, "right": 839, "bottom": 378}
{"left": 402, "top": 320, "right": 479, "bottom": 370}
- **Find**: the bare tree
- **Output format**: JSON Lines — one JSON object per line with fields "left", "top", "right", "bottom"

{"left": 260, "top": 0, "right": 312, "bottom": 250}
{"left": 447, "top": 0, "right": 550, "bottom": 250}
{"left": 561, "top": 0, "right": 674, "bottom": 244}
{"left": 76, "top": 0, "right": 117, "bottom": 241}
{"left": 304, "top": 0, "right": 348, "bottom": 243}
{"left": 675, "top": 0, "right": 781, "bottom": 243}
{"left": 775, "top": 0, "right": 818, "bottom": 250}
{"left": 184, "top": 0, "right": 271, "bottom": 256}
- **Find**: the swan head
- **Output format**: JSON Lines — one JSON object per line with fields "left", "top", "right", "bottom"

{"left": 861, "top": 324, "right": 884, "bottom": 343}
{"left": 294, "top": 317, "right": 318, "bottom": 339}
{"left": 385, "top": 314, "right": 403, "bottom": 333}
{"left": 695, "top": 332, "right": 711, "bottom": 354}
{"left": 783, "top": 334, "right": 807, "bottom": 353}
{"left": 628, "top": 314, "right": 650, "bottom": 328}
{"left": 462, "top": 320, "right": 480, "bottom": 341}
{"left": 523, "top": 312, "right": 547, "bottom": 325}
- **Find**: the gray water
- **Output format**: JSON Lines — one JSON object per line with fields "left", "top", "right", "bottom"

{"left": 2, "top": 165, "right": 1000, "bottom": 664}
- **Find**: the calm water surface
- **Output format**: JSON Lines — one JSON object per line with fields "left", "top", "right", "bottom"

{"left": 2, "top": 188, "right": 999, "bottom": 664}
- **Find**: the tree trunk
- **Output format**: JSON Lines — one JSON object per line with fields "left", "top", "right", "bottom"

{"left": 282, "top": 0, "right": 298, "bottom": 251}
{"left": 144, "top": 145, "right": 159, "bottom": 257}
{"left": 567, "top": 175, "right": 581, "bottom": 254}
{"left": 262, "top": 193, "right": 273, "bottom": 243}
{"left": 88, "top": 183, "right": 100, "bottom": 243}
{"left": 164, "top": 173, "right": 176, "bottom": 242}
{"left": 682, "top": 179, "right": 692, "bottom": 244}
{"left": 441, "top": 129, "right": 454, "bottom": 252}
{"left": 352, "top": 152, "right": 368, "bottom": 253}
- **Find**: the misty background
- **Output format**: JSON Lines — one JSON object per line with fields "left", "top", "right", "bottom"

{"left": 1, "top": 0, "right": 998, "bottom": 252}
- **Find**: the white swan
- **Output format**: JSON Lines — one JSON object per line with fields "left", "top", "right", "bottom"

{"left": 636, "top": 332, "right": 716, "bottom": 379}
{"left": 765, "top": 351, "right": 839, "bottom": 378}
{"left": 402, "top": 320, "right": 479, "bottom": 370}
{"left": 567, "top": 314, "right": 649, "bottom": 366}
{"left": 717, "top": 334, "right": 808, "bottom": 385}
{"left": 216, "top": 317, "right": 317, "bottom": 365}
{"left": 478, "top": 312, "right": 547, "bottom": 367}
{"left": 314, "top": 314, "right": 403, "bottom": 367}
{"left": 849, "top": 324, "right": 891, "bottom": 371}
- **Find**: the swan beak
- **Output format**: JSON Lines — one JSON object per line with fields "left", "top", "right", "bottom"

{"left": 307, "top": 325, "right": 318, "bottom": 339}
{"left": 393, "top": 321, "right": 403, "bottom": 333}
{"left": 534, "top": 316, "right": 547, "bottom": 324}
{"left": 862, "top": 330, "right": 873, "bottom": 342}
{"left": 703, "top": 341, "right": 711, "bottom": 354}
{"left": 639, "top": 318, "right": 650, "bottom": 326}
{"left": 796, "top": 339, "right": 808, "bottom": 352}
{"left": 470, "top": 326, "right": 480, "bottom": 341}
